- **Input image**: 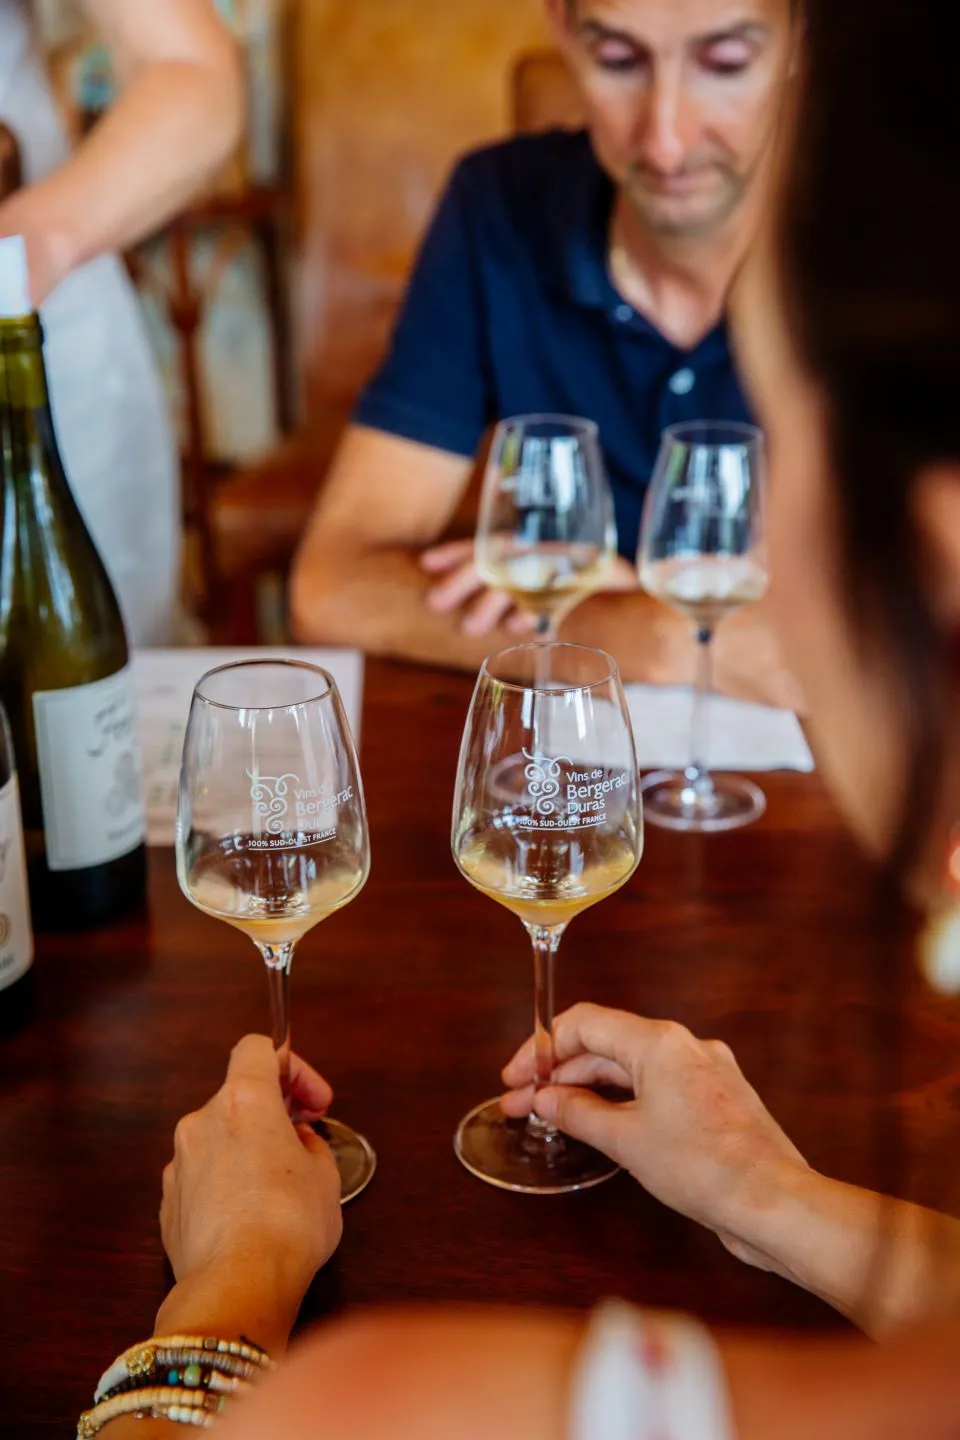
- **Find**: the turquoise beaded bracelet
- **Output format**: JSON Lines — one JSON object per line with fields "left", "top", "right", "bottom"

{"left": 95, "top": 1335, "right": 274, "bottom": 1403}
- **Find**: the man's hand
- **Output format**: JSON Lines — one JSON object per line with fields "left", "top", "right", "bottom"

{"left": 420, "top": 540, "right": 638, "bottom": 639}
{"left": 421, "top": 539, "right": 524, "bottom": 637}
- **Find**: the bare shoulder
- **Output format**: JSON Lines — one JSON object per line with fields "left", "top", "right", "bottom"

{"left": 217, "top": 1309, "right": 580, "bottom": 1440}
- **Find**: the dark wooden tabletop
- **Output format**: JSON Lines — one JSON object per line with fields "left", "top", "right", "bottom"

{"left": 3, "top": 658, "right": 960, "bottom": 1438}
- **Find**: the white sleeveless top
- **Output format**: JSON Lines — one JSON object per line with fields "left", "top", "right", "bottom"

{"left": 0, "top": 0, "right": 179, "bottom": 645}
{"left": 570, "top": 1303, "right": 735, "bottom": 1440}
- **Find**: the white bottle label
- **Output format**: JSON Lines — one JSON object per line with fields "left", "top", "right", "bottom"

{"left": 33, "top": 666, "right": 145, "bottom": 871}
{"left": 0, "top": 775, "right": 33, "bottom": 990}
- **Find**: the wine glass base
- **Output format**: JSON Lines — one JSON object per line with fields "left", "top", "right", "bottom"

{"left": 641, "top": 770, "right": 766, "bottom": 834}
{"left": 454, "top": 1098, "right": 620, "bottom": 1194}
{"left": 313, "top": 1116, "right": 377, "bottom": 1204}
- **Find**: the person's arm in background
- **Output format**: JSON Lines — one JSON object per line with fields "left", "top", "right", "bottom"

{"left": 0, "top": 0, "right": 243, "bottom": 304}
{"left": 421, "top": 536, "right": 802, "bottom": 707}
{"left": 290, "top": 425, "right": 533, "bottom": 672}
{"left": 293, "top": 433, "right": 801, "bottom": 708}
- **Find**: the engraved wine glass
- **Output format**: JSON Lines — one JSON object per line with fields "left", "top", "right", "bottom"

{"left": 475, "top": 415, "right": 618, "bottom": 640}
{"left": 638, "top": 421, "right": 768, "bottom": 833}
{"left": 452, "top": 642, "right": 643, "bottom": 1193}
{"left": 176, "top": 660, "right": 375, "bottom": 1203}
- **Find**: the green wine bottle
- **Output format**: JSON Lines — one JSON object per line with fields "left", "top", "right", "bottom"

{"left": 0, "top": 235, "right": 146, "bottom": 929}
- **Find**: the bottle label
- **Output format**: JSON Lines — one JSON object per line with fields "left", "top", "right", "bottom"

{"left": 33, "top": 666, "right": 145, "bottom": 871}
{"left": 0, "top": 775, "right": 33, "bottom": 989}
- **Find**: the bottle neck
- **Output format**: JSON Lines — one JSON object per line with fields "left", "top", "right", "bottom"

{"left": 0, "top": 316, "right": 49, "bottom": 412}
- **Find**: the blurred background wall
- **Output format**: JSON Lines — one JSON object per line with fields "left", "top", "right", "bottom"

{"left": 293, "top": 0, "right": 552, "bottom": 419}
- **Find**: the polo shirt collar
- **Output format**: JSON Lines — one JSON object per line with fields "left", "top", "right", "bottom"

{"left": 544, "top": 131, "right": 621, "bottom": 312}
{"left": 543, "top": 130, "right": 733, "bottom": 362}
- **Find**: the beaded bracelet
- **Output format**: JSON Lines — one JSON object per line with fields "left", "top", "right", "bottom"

{"left": 98, "top": 1363, "right": 252, "bottom": 1407}
{"left": 77, "top": 1386, "right": 226, "bottom": 1438}
{"left": 98, "top": 1351, "right": 259, "bottom": 1404}
{"left": 95, "top": 1335, "right": 275, "bottom": 1403}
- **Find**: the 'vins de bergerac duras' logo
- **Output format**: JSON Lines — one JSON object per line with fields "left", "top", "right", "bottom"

{"left": 522, "top": 748, "right": 567, "bottom": 818}
{"left": 246, "top": 770, "right": 355, "bottom": 849}
{"left": 520, "top": 749, "right": 628, "bottom": 831}
{"left": 248, "top": 771, "right": 298, "bottom": 835}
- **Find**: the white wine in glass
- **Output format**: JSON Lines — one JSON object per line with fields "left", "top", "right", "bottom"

{"left": 452, "top": 642, "right": 643, "bottom": 1194}
{"left": 640, "top": 555, "right": 767, "bottom": 633}
{"left": 638, "top": 421, "right": 769, "bottom": 833}
{"left": 476, "top": 416, "right": 618, "bottom": 639}
{"left": 176, "top": 660, "right": 375, "bottom": 1203}
{"left": 187, "top": 836, "right": 367, "bottom": 945}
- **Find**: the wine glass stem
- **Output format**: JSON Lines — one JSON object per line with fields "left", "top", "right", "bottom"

{"left": 534, "top": 612, "right": 557, "bottom": 641}
{"left": 258, "top": 941, "right": 294, "bottom": 1097}
{"left": 687, "top": 625, "right": 715, "bottom": 795}
{"left": 527, "top": 923, "right": 564, "bottom": 1138}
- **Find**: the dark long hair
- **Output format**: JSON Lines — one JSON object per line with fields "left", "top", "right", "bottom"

{"left": 778, "top": 0, "right": 957, "bottom": 875}
{"left": 776, "top": 0, "right": 960, "bottom": 1279}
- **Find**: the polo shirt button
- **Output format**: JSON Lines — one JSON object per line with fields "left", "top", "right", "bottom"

{"left": 668, "top": 367, "right": 696, "bottom": 395}
{"left": 614, "top": 303, "right": 634, "bottom": 323}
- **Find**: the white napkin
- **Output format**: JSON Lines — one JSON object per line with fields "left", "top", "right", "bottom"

{"left": 624, "top": 684, "right": 814, "bottom": 773}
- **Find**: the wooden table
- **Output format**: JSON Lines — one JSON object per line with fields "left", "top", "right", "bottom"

{"left": 3, "top": 659, "right": 960, "bottom": 1438}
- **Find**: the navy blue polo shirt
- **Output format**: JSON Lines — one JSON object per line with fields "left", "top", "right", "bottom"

{"left": 355, "top": 129, "right": 753, "bottom": 559}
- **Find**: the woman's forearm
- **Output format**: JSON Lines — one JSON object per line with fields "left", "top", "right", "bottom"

{"left": 1, "top": 0, "right": 244, "bottom": 303}
{"left": 19, "top": 58, "right": 242, "bottom": 300}
{"left": 90, "top": 1253, "right": 303, "bottom": 1440}
{"left": 732, "top": 1165, "right": 960, "bottom": 1338}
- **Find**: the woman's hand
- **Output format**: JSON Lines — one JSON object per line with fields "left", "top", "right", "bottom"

{"left": 504, "top": 1005, "right": 960, "bottom": 1336}
{"left": 156, "top": 1035, "right": 342, "bottom": 1354}
{"left": 501, "top": 1003, "right": 809, "bottom": 1272}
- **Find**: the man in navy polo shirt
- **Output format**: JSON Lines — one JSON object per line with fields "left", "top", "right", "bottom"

{"left": 292, "top": 0, "right": 800, "bottom": 707}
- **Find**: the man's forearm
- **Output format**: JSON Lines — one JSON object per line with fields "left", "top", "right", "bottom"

{"left": 292, "top": 546, "right": 688, "bottom": 678}
{"left": 290, "top": 546, "right": 518, "bottom": 670}
{"left": 562, "top": 589, "right": 693, "bottom": 684}
{"left": 292, "top": 546, "right": 801, "bottom": 709}
{"left": 570, "top": 590, "right": 804, "bottom": 708}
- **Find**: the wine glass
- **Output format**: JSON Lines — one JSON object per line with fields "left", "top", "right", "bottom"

{"left": 638, "top": 420, "right": 768, "bottom": 833}
{"left": 475, "top": 415, "right": 618, "bottom": 640}
{"left": 451, "top": 642, "right": 643, "bottom": 1193}
{"left": 175, "top": 660, "right": 375, "bottom": 1203}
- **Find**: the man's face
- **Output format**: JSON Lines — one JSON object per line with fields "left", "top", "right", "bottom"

{"left": 551, "top": 0, "right": 793, "bottom": 237}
